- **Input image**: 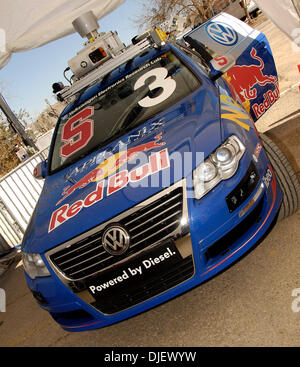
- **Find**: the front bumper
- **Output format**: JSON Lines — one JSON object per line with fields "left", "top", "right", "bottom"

{"left": 26, "top": 148, "right": 282, "bottom": 332}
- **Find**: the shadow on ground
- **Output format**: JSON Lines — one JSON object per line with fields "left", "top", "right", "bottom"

{"left": 264, "top": 113, "right": 300, "bottom": 180}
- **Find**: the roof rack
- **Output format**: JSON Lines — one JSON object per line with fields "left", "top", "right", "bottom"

{"left": 53, "top": 15, "right": 167, "bottom": 104}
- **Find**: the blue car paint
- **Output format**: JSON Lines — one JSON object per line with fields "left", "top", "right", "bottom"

{"left": 22, "top": 38, "right": 282, "bottom": 331}
{"left": 224, "top": 32, "right": 279, "bottom": 122}
{"left": 24, "top": 46, "right": 222, "bottom": 253}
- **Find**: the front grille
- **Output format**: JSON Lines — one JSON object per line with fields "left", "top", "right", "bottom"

{"left": 49, "top": 184, "right": 184, "bottom": 281}
{"left": 91, "top": 255, "right": 194, "bottom": 314}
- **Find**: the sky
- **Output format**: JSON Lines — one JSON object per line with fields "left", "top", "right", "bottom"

{"left": 0, "top": 0, "right": 147, "bottom": 122}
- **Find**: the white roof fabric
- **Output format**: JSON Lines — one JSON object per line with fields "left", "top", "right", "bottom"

{"left": 254, "top": 0, "right": 300, "bottom": 43}
{"left": 0, "top": 0, "right": 125, "bottom": 69}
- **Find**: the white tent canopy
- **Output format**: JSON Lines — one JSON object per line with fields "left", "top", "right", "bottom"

{"left": 254, "top": 0, "right": 300, "bottom": 43}
{"left": 0, "top": 0, "right": 125, "bottom": 69}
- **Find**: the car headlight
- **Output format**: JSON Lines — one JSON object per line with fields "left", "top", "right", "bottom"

{"left": 22, "top": 252, "right": 51, "bottom": 279}
{"left": 193, "top": 135, "right": 245, "bottom": 199}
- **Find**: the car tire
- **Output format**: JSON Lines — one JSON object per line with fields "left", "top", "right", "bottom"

{"left": 260, "top": 133, "right": 300, "bottom": 220}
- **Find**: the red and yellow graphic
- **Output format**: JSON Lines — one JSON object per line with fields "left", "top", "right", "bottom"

{"left": 49, "top": 146, "right": 170, "bottom": 232}
{"left": 57, "top": 133, "right": 165, "bottom": 206}
{"left": 225, "top": 48, "right": 277, "bottom": 104}
{"left": 220, "top": 94, "right": 251, "bottom": 131}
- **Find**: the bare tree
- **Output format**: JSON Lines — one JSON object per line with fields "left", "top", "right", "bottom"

{"left": 240, "top": 0, "right": 252, "bottom": 23}
{"left": 0, "top": 112, "right": 25, "bottom": 177}
{"left": 135, "top": 0, "right": 218, "bottom": 31}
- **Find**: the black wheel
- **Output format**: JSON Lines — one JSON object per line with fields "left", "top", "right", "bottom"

{"left": 260, "top": 133, "right": 300, "bottom": 220}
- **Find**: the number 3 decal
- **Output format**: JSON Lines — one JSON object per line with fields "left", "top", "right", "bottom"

{"left": 134, "top": 67, "right": 176, "bottom": 108}
{"left": 60, "top": 67, "right": 176, "bottom": 158}
{"left": 60, "top": 106, "right": 94, "bottom": 158}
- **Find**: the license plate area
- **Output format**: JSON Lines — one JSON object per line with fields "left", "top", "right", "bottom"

{"left": 86, "top": 240, "right": 183, "bottom": 301}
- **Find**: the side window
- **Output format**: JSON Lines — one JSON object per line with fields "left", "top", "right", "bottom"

{"left": 176, "top": 43, "right": 211, "bottom": 75}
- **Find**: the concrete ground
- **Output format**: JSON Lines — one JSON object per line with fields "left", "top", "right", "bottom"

{"left": 0, "top": 13, "right": 300, "bottom": 347}
{"left": 254, "top": 14, "right": 300, "bottom": 133}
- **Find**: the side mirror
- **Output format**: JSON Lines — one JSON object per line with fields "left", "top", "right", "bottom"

{"left": 33, "top": 161, "right": 48, "bottom": 180}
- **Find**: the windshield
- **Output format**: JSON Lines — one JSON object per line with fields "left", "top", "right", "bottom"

{"left": 50, "top": 49, "right": 201, "bottom": 172}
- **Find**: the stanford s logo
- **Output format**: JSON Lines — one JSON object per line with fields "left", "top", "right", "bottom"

{"left": 206, "top": 22, "right": 238, "bottom": 46}
{"left": 102, "top": 226, "right": 130, "bottom": 256}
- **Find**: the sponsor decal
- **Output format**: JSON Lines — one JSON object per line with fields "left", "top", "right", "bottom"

{"left": 205, "top": 22, "right": 238, "bottom": 46}
{"left": 57, "top": 134, "right": 165, "bottom": 206}
{"left": 263, "top": 168, "right": 273, "bottom": 189}
{"left": 252, "top": 82, "right": 280, "bottom": 119}
{"left": 211, "top": 54, "right": 235, "bottom": 71}
{"left": 60, "top": 106, "right": 94, "bottom": 159}
{"left": 220, "top": 94, "right": 250, "bottom": 131}
{"left": 49, "top": 148, "right": 170, "bottom": 232}
{"left": 88, "top": 246, "right": 177, "bottom": 295}
{"left": 226, "top": 48, "right": 277, "bottom": 103}
{"left": 252, "top": 142, "right": 262, "bottom": 163}
{"left": 64, "top": 121, "right": 165, "bottom": 182}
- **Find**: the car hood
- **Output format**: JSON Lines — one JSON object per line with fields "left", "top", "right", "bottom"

{"left": 23, "top": 83, "right": 222, "bottom": 253}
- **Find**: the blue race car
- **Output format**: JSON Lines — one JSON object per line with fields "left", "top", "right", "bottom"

{"left": 22, "top": 12, "right": 300, "bottom": 331}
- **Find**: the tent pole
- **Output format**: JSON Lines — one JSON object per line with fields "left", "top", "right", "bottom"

{"left": 0, "top": 93, "right": 38, "bottom": 151}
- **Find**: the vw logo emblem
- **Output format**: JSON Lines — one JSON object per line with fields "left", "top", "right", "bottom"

{"left": 205, "top": 22, "right": 238, "bottom": 46}
{"left": 102, "top": 225, "right": 130, "bottom": 256}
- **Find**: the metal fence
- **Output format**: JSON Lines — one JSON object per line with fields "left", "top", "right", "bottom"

{"left": 0, "top": 148, "right": 49, "bottom": 247}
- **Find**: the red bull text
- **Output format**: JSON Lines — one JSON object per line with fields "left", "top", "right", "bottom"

{"left": 49, "top": 148, "right": 170, "bottom": 232}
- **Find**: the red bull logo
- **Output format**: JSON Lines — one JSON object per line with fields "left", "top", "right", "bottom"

{"left": 56, "top": 133, "right": 165, "bottom": 206}
{"left": 226, "top": 48, "right": 277, "bottom": 104}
